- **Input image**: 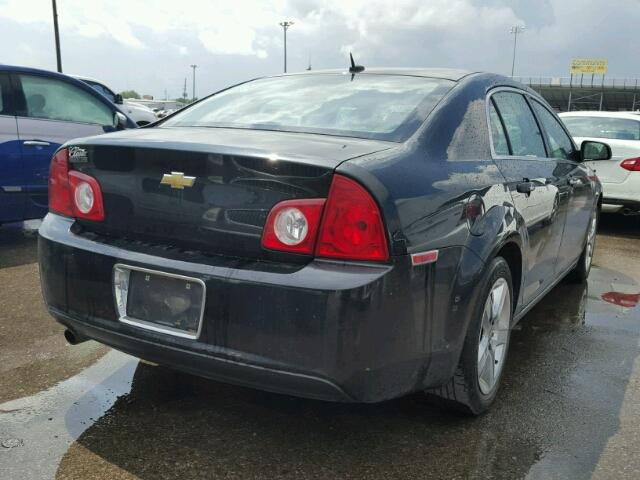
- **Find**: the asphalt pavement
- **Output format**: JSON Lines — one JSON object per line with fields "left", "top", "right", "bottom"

{"left": 1, "top": 215, "right": 639, "bottom": 480}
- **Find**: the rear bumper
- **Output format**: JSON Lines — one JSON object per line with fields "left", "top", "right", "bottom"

{"left": 600, "top": 177, "right": 640, "bottom": 212}
{"left": 38, "top": 214, "right": 471, "bottom": 402}
{"left": 49, "top": 306, "right": 354, "bottom": 401}
{"left": 602, "top": 198, "right": 640, "bottom": 213}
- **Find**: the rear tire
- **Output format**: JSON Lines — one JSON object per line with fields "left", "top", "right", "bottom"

{"left": 569, "top": 208, "right": 598, "bottom": 283}
{"left": 426, "top": 257, "right": 513, "bottom": 415}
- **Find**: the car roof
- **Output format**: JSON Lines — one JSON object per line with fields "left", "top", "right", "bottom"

{"left": 69, "top": 74, "right": 104, "bottom": 84}
{"left": 0, "top": 63, "right": 80, "bottom": 80}
{"left": 0, "top": 64, "right": 112, "bottom": 93}
{"left": 271, "top": 68, "right": 476, "bottom": 82}
{"left": 559, "top": 111, "right": 640, "bottom": 121}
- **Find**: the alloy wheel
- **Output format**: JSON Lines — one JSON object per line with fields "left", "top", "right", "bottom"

{"left": 477, "top": 277, "right": 512, "bottom": 395}
{"left": 585, "top": 215, "right": 597, "bottom": 272}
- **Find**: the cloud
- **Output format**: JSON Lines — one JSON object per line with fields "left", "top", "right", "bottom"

{"left": 0, "top": 0, "right": 147, "bottom": 49}
{"left": 199, "top": 26, "right": 267, "bottom": 58}
{"left": 0, "top": 0, "right": 639, "bottom": 100}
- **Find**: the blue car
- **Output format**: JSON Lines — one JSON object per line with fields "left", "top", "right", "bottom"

{"left": 0, "top": 65, "right": 136, "bottom": 224}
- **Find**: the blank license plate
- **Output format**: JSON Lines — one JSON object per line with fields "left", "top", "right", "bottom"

{"left": 114, "top": 265, "right": 205, "bottom": 339}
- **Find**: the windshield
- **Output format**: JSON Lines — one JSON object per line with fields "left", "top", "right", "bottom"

{"left": 162, "top": 74, "right": 454, "bottom": 142}
{"left": 562, "top": 116, "right": 640, "bottom": 141}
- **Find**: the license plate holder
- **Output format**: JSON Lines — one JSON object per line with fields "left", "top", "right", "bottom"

{"left": 113, "top": 264, "right": 205, "bottom": 339}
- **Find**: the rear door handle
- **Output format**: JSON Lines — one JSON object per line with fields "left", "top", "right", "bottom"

{"left": 516, "top": 180, "right": 535, "bottom": 194}
{"left": 23, "top": 140, "right": 51, "bottom": 147}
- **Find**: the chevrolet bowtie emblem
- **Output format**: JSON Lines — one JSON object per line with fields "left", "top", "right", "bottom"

{"left": 160, "top": 172, "right": 196, "bottom": 189}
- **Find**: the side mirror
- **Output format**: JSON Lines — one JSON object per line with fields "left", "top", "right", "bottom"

{"left": 581, "top": 140, "right": 612, "bottom": 161}
{"left": 114, "top": 94, "right": 124, "bottom": 105}
{"left": 113, "top": 111, "right": 128, "bottom": 130}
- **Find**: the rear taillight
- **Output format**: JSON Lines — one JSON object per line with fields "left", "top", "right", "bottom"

{"left": 621, "top": 157, "right": 640, "bottom": 171}
{"left": 48, "top": 149, "right": 73, "bottom": 217}
{"left": 261, "top": 174, "right": 389, "bottom": 262}
{"left": 261, "top": 199, "right": 326, "bottom": 254}
{"left": 69, "top": 171, "right": 105, "bottom": 221}
{"left": 48, "top": 148, "right": 105, "bottom": 221}
{"left": 316, "top": 175, "right": 388, "bottom": 261}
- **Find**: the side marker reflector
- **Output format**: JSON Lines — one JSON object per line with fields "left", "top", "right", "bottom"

{"left": 411, "top": 250, "right": 439, "bottom": 266}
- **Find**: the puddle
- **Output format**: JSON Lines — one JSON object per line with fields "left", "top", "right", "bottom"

{"left": 0, "top": 351, "right": 136, "bottom": 479}
{"left": 601, "top": 292, "right": 640, "bottom": 309}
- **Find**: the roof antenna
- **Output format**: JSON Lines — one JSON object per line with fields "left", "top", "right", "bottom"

{"left": 349, "top": 52, "right": 365, "bottom": 80}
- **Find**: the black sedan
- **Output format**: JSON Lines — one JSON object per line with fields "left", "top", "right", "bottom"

{"left": 38, "top": 68, "right": 611, "bottom": 414}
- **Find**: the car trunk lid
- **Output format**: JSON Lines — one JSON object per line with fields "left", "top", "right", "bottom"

{"left": 68, "top": 127, "right": 394, "bottom": 260}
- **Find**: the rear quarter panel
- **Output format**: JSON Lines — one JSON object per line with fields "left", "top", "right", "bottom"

{"left": 339, "top": 74, "right": 522, "bottom": 387}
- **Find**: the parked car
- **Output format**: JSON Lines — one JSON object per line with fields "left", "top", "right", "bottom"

{"left": 559, "top": 111, "right": 640, "bottom": 215}
{"left": 72, "top": 75, "right": 158, "bottom": 126}
{"left": 38, "top": 69, "right": 609, "bottom": 414}
{"left": 155, "top": 108, "right": 176, "bottom": 119}
{"left": 0, "top": 65, "right": 136, "bottom": 224}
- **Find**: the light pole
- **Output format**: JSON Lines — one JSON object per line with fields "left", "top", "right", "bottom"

{"left": 51, "top": 0, "right": 62, "bottom": 72}
{"left": 510, "top": 25, "right": 525, "bottom": 78}
{"left": 279, "top": 21, "right": 294, "bottom": 73}
{"left": 190, "top": 64, "right": 197, "bottom": 102}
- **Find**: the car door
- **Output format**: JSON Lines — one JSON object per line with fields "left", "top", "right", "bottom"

{"left": 13, "top": 72, "right": 118, "bottom": 219}
{"left": 488, "top": 90, "right": 567, "bottom": 306}
{"left": 0, "top": 72, "right": 25, "bottom": 223}
{"left": 531, "top": 102, "right": 594, "bottom": 273}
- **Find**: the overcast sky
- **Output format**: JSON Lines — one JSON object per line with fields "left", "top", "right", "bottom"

{"left": 1, "top": 0, "right": 638, "bottom": 100}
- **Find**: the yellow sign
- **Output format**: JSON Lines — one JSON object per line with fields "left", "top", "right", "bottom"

{"left": 160, "top": 172, "right": 196, "bottom": 189}
{"left": 570, "top": 58, "right": 608, "bottom": 75}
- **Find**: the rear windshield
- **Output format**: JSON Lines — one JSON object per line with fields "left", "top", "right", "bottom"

{"left": 562, "top": 116, "right": 640, "bottom": 141}
{"left": 162, "top": 74, "right": 454, "bottom": 142}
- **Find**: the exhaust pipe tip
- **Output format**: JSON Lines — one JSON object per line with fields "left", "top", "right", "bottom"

{"left": 64, "top": 329, "right": 88, "bottom": 345}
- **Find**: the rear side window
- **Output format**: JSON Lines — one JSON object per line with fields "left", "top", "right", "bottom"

{"left": 562, "top": 116, "right": 640, "bottom": 141}
{"left": 531, "top": 101, "right": 576, "bottom": 160}
{"left": 488, "top": 100, "right": 510, "bottom": 155}
{"left": 492, "top": 92, "right": 546, "bottom": 158}
{"left": 17, "top": 74, "right": 113, "bottom": 125}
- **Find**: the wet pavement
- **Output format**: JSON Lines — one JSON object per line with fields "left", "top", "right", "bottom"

{"left": 1, "top": 216, "right": 639, "bottom": 479}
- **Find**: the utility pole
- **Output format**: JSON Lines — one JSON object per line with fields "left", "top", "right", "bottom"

{"left": 183, "top": 78, "right": 187, "bottom": 100}
{"left": 510, "top": 25, "right": 525, "bottom": 78}
{"left": 51, "top": 0, "right": 62, "bottom": 72}
{"left": 279, "top": 21, "right": 294, "bottom": 73}
{"left": 190, "top": 64, "right": 197, "bottom": 102}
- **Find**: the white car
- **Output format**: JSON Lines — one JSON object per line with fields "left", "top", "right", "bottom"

{"left": 560, "top": 111, "right": 640, "bottom": 215}
{"left": 71, "top": 75, "right": 157, "bottom": 126}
